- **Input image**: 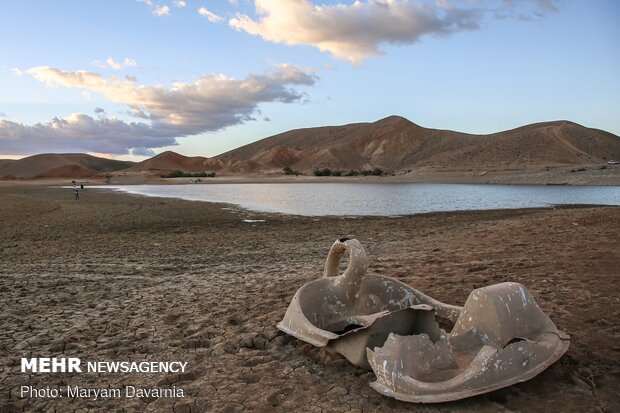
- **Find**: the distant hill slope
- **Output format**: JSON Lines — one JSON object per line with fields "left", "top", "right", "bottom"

{"left": 0, "top": 159, "right": 17, "bottom": 170}
{"left": 2, "top": 117, "right": 619, "bottom": 178}
{"left": 216, "top": 116, "right": 620, "bottom": 172}
{"left": 124, "top": 151, "right": 225, "bottom": 173}
{"left": 0, "top": 153, "right": 134, "bottom": 178}
{"left": 35, "top": 164, "right": 102, "bottom": 179}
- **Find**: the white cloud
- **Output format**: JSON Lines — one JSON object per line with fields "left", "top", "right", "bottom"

{"left": 137, "top": 0, "right": 174, "bottom": 16}
{"left": 11, "top": 68, "right": 23, "bottom": 76}
{"left": 123, "top": 57, "right": 137, "bottom": 67}
{"left": 230, "top": 0, "right": 558, "bottom": 64}
{"left": 153, "top": 4, "right": 170, "bottom": 16}
{"left": 92, "top": 57, "right": 138, "bottom": 70}
{"left": 27, "top": 65, "right": 315, "bottom": 131}
{"left": 0, "top": 114, "right": 177, "bottom": 156}
{"left": 106, "top": 57, "right": 122, "bottom": 70}
{"left": 198, "top": 6, "right": 223, "bottom": 22}
{"left": 0, "top": 65, "right": 316, "bottom": 155}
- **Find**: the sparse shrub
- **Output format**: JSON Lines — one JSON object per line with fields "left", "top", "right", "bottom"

{"left": 314, "top": 168, "right": 385, "bottom": 177}
{"left": 162, "top": 170, "right": 216, "bottom": 178}
{"left": 164, "top": 170, "right": 185, "bottom": 178}
{"left": 313, "top": 168, "right": 332, "bottom": 176}
{"left": 282, "top": 167, "right": 301, "bottom": 176}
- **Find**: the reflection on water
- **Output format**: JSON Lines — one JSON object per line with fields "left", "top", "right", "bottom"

{"left": 103, "top": 183, "right": 620, "bottom": 216}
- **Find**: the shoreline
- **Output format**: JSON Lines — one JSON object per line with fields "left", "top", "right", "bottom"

{"left": 2, "top": 176, "right": 620, "bottom": 187}
{"left": 46, "top": 182, "right": 620, "bottom": 219}
{"left": 2, "top": 164, "right": 620, "bottom": 186}
{"left": 97, "top": 186, "right": 620, "bottom": 218}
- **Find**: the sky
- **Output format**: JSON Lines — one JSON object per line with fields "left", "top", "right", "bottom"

{"left": 0, "top": 0, "right": 618, "bottom": 161}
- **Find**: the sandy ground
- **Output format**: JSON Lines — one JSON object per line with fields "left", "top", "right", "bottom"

{"left": 0, "top": 186, "right": 619, "bottom": 413}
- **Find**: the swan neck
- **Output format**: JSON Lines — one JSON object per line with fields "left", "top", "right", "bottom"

{"left": 323, "top": 239, "right": 368, "bottom": 284}
{"left": 323, "top": 242, "right": 346, "bottom": 277}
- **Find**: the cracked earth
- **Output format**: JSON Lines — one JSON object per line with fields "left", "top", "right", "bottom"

{"left": 0, "top": 186, "right": 618, "bottom": 412}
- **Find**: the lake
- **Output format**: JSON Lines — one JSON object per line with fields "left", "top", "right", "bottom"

{"left": 100, "top": 183, "right": 620, "bottom": 216}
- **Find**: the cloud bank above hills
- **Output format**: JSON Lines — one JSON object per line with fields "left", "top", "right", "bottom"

{"left": 0, "top": 64, "right": 316, "bottom": 156}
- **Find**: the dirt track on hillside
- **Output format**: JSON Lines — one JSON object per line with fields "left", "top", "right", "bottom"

{"left": 0, "top": 186, "right": 618, "bottom": 412}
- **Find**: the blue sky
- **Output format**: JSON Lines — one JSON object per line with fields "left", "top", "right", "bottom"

{"left": 0, "top": 0, "right": 618, "bottom": 160}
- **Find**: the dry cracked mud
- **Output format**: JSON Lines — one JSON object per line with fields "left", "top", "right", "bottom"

{"left": 0, "top": 186, "right": 618, "bottom": 412}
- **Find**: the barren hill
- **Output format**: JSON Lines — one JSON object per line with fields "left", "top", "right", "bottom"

{"left": 0, "top": 153, "right": 134, "bottom": 179}
{"left": 0, "top": 159, "right": 17, "bottom": 170}
{"left": 125, "top": 151, "right": 224, "bottom": 173}
{"left": 36, "top": 164, "right": 102, "bottom": 179}
{"left": 216, "top": 116, "right": 620, "bottom": 172}
{"left": 2, "top": 117, "right": 618, "bottom": 179}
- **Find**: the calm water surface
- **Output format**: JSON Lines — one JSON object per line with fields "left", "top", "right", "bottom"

{"left": 101, "top": 183, "right": 620, "bottom": 216}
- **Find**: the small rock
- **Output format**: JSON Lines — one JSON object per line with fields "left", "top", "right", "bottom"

{"left": 252, "top": 338, "right": 266, "bottom": 350}
{"left": 327, "top": 386, "right": 348, "bottom": 397}
{"left": 135, "top": 329, "right": 149, "bottom": 339}
{"left": 262, "top": 329, "right": 279, "bottom": 341}
{"left": 174, "top": 402, "right": 193, "bottom": 413}
{"left": 239, "top": 334, "right": 254, "bottom": 348}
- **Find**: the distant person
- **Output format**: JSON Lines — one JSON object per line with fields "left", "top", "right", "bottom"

{"left": 80, "top": 183, "right": 84, "bottom": 190}
{"left": 74, "top": 188, "right": 80, "bottom": 200}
